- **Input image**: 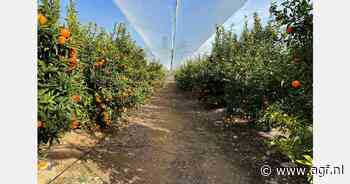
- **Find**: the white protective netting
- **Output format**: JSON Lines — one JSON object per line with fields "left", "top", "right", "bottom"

{"left": 114, "top": 0, "right": 247, "bottom": 69}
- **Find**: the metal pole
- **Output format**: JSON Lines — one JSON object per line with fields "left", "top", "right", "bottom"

{"left": 170, "top": 0, "right": 179, "bottom": 71}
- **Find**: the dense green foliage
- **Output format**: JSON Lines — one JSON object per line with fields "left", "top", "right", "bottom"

{"left": 175, "top": 0, "right": 313, "bottom": 180}
{"left": 38, "top": 0, "right": 165, "bottom": 145}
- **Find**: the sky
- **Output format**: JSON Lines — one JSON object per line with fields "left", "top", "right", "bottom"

{"left": 58, "top": 0, "right": 281, "bottom": 66}
{"left": 194, "top": 0, "right": 281, "bottom": 57}
{"left": 60, "top": 0, "right": 146, "bottom": 48}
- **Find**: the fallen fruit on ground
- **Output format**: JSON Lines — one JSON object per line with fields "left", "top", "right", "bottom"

{"left": 38, "top": 160, "right": 49, "bottom": 170}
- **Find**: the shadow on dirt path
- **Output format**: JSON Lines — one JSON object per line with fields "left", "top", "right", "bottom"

{"left": 45, "top": 76, "right": 305, "bottom": 184}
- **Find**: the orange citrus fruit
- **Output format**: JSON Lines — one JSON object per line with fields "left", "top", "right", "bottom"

{"left": 291, "top": 80, "right": 301, "bottom": 89}
{"left": 38, "top": 160, "right": 49, "bottom": 170}
{"left": 58, "top": 36, "right": 66, "bottom": 45}
{"left": 60, "top": 28, "right": 71, "bottom": 38}
{"left": 38, "top": 14, "right": 47, "bottom": 26}
{"left": 37, "top": 120, "right": 43, "bottom": 128}
{"left": 69, "top": 48, "right": 77, "bottom": 58}
{"left": 71, "top": 95, "right": 81, "bottom": 103}
{"left": 96, "top": 96, "right": 102, "bottom": 104}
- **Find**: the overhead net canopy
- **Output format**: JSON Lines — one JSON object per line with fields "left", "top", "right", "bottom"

{"left": 114, "top": 0, "right": 247, "bottom": 69}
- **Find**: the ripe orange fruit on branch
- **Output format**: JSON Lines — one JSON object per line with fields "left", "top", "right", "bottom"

{"left": 70, "top": 114, "right": 79, "bottom": 129}
{"left": 71, "top": 95, "right": 81, "bottom": 103}
{"left": 69, "top": 48, "right": 78, "bottom": 58}
{"left": 287, "top": 26, "right": 293, "bottom": 34}
{"left": 58, "top": 36, "right": 66, "bottom": 45}
{"left": 100, "top": 58, "right": 107, "bottom": 65}
{"left": 97, "top": 58, "right": 106, "bottom": 65}
{"left": 291, "top": 80, "right": 301, "bottom": 89}
{"left": 94, "top": 58, "right": 107, "bottom": 68}
{"left": 38, "top": 14, "right": 47, "bottom": 26}
{"left": 37, "top": 120, "right": 43, "bottom": 128}
{"left": 69, "top": 57, "right": 78, "bottom": 66}
{"left": 60, "top": 28, "right": 71, "bottom": 38}
{"left": 96, "top": 96, "right": 102, "bottom": 104}
{"left": 67, "top": 57, "right": 77, "bottom": 73}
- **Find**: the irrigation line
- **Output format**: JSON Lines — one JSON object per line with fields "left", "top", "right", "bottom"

{"left": 46, "top": 146, "right": 95, "bottom": 184}
{"left": 45, "top": 134, "right": 171, "bottom": 184}
{"left": 46, "top": 134, "right": 209, "bottom": 184}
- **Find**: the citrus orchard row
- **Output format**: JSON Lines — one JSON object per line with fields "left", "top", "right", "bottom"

{"left": 38, "top": 0, "right": 165, "bottom": 145}
{"left": 175, "top": 0, "right": 313, "bottom": 182}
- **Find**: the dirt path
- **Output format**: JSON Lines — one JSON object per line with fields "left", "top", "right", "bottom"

{"left": 43, "top": 76, "right": 303, "bottom": 184}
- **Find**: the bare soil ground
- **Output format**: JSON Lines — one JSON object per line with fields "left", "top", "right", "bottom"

{"left": 38, "top": 76, "right": 305, "bottom": 184}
